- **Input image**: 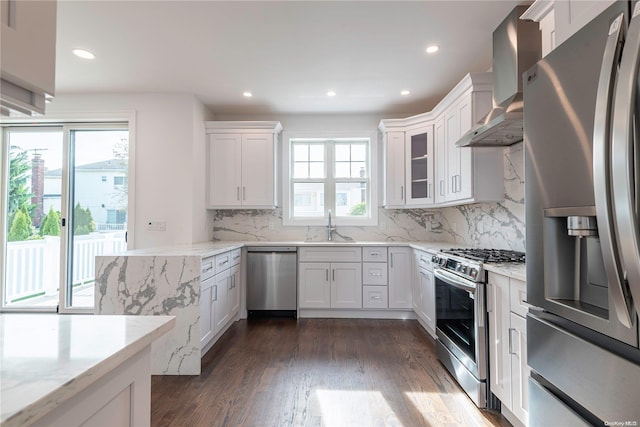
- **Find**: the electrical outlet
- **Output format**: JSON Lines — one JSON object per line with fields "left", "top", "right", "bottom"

{"left": 147, "top": 220, "right": 166, "bottom": 231}
{"left": 425, "top": 222, "right": 431, "bottom": 232}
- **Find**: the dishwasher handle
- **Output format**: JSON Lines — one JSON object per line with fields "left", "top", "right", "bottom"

{"left": 246, "top": 246, "right": 297, "bottom": 253}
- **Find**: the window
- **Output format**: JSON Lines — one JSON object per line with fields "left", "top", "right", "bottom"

{"left": 283, "top": 132, "right": 377, "bottom": 226}
{"left": 113, "top": 176, "right": 127, "bottom": 186}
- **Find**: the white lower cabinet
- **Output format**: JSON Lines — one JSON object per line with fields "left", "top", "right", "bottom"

{"left": 199, "top": 275, "right": 215, "bottom": 347}
{"left": 388, "top": 247, "right": 412, "bottom": 309}
{"left": 363, "top": 286, "right": 388, "bottom": 309}
{"left": 412, "top": 249, "right": 435, "bottom": 335}
{"left": 488, "top": 272, "right": 529, "bottom": 426}
{"left": 229, "top": 264, "right": 240, "bottom": 315}
{"left": 331, "top": 263, "right": 363, "bottom": 309}
{"left": 200, "top": 249, "right": 242, "bottom": 355}
{"left": 299, "top": 262, "right": 362, "bottom": 309}
{"left": 214, "top": 269, "right": 231, "bottom": 333}
{"left": 299, "top": 262, "right": 331, "bottom": 308}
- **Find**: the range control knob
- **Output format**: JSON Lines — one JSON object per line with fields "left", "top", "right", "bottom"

{"left": 469, "top": 268, "right": 478, "bottom": 278}
{"left": 431, "top": 255, "right": 437, "bottom": 263}
{"left": 461, "top": 266, "right": 468, "bottom": 274}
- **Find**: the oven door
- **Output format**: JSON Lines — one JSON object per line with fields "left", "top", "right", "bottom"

{"left": 434, "top": 268, "right": 487, "bottom": 380}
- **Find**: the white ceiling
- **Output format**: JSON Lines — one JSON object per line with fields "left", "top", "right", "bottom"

{"left": 54, "top": 1, "right": 524, "bottom": 115}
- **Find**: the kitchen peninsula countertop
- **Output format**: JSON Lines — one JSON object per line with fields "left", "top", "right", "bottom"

{"left": 0, "top": 314, "right": 175, "bottom": 427}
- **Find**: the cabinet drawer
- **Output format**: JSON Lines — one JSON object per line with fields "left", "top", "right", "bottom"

{"left": 363, "top": 286, "right": 388, "bottom": 309}
{"left": 215, "top": 252, "right": 231, "bottom": 273}
{"left": 230, "top": 249, "right": 241, "bottom": 266}
{"left": 298, "top": 246, "right": 362, "bottom": 262}
{"left": 415, "top": 250, "right": 433, "bottom": 271}
{"left": 509, "top": 278, "right": 528, "bottom": 318}
{"left": 363, "top": 263, "right": 388, "bottom": 285}
{"left": 363, "top": 247, "right": 388, "bottom": 262}
{"left": 201, "top": 256, "right": 216, "bottom": 281}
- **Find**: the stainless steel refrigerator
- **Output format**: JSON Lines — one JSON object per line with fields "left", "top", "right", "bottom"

{"left": 524, "top": 1, "right": 640, "bottom": 425}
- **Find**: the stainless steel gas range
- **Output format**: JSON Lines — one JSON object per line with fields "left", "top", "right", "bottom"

{"left": 431, "top": 248, "right": 525, "bottom": 410}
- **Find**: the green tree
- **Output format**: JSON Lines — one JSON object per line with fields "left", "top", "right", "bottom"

{"left": 73, "top": 203, "right": 96, "bottom": 235}
{"left": 40, "top": 206, "right": 61, "bottom": 236}
{"left": 349, "top": 202, "right": 367, "bottom": 216}
{"left": 8, "top": 208, "right": 33, "bottom": 241}
{"left": 8, "top": 146, "right": 34, "bottom": 222}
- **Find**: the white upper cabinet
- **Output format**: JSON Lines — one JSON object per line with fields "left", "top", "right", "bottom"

{"left": 1, "top": 0, "right": 57, "bottom": 116}
{"left": 553, "top": 0, "right": 616, "bottom": 48}
{"left": 521, "top": 0, "right": 617, "bottom": 58}
{"left": 380, "top": 72, "right": 503, "bottom": 209}
{"left": 405, "top": 125, "right": 435, "bottom": 206}
{"left": 434, "top": 116, "right": 447, "bottom": 204}
{"left": 383, "top": 131, "right": 406, "bottom": 207}
{"left": 205, "top": 121, "right": 282, "bottom": 209}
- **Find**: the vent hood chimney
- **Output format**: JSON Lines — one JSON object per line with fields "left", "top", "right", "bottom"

{"left": 456, "top": 5, "right": 541, "bottom": 147}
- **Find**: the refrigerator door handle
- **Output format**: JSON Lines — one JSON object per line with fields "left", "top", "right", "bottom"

{"left": 612, "top": 5, "right": 640, "bottom": 321}
{"left": 594, "top": 12, "right": 634, "bottom": 328}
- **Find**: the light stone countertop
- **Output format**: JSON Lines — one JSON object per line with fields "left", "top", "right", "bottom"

{"left": 0, "top": 314, "right": 175, "bottom": 427}
{"left": 484, "top": 263, "right": 527, "bottom": 282}
{"left": 105, "top": 241, "right": 525, "bottom": 281}
{"left": 113, "top": 240, "right": 456, "bottom": 257}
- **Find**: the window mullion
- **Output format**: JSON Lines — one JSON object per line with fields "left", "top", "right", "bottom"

{"left": 326, "top": 141, "right": 335, "bottom": 217}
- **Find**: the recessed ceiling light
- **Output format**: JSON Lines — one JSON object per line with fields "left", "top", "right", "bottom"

{"left": 327, "top": 91, "right": 336, "bottom": 97}
{"left": 426, "top": 45, "right": 439, "bottom": 54}
{"left": 243, "top": 91, "right": 253, "bottom": 98}
{"left": 72, "top": 48, "right": 96, "bottom": 59}
{"left": 401, "top": 90, "right": 411, "bottom": 96}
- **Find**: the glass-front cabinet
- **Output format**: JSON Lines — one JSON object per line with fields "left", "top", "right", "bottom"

{"left": 405, "top": 125, "right": 434, "bottom": 206}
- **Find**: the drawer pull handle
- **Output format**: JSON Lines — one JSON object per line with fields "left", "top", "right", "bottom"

{"left": 370, "top": 272, "right": 381, "bottom": 276}
{"left": 203, "top": 266, "right": 213, "bottom": 273}
{"left": 371, "top": 295, "right": 381, "bottom": 300}
{"left": 370, "top": 252, "right": 380, "bottom": 256}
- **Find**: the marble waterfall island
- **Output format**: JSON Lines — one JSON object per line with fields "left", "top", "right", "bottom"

{"left": 95, "top": 254, "right": 202, "bottom": 375}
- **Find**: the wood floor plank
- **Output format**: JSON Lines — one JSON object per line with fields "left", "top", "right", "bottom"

{"left": 151, "top": 319, "right": 511, "bottom": 427}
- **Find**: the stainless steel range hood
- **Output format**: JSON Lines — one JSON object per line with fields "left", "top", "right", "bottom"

{"left": 456, "top": 5, "right": 541, "bottom": 147}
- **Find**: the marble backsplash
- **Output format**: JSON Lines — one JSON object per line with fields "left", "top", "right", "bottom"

{"left": 212, "top": 143, "right": 525, "bottom": 252}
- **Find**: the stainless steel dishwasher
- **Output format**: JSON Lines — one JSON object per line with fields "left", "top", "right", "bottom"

{"left": 246, "top": 246, "right": 297, "bottom": 318}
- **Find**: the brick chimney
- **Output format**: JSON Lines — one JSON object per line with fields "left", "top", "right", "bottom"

{"left": 31, "top": 153, "right": 45, "bottom": 228}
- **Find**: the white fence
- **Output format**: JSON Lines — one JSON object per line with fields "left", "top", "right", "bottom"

{"left": 5, "top": 232, "right": 126, "bottom": 303}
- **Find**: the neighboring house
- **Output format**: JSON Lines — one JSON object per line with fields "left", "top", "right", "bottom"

{"left": 43, "top": 159, "right": 127, "bottom": 230}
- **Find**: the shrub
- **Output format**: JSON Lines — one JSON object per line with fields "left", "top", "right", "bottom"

{"left": 8, "top": 208, "right": 33, "bottom": 241}
{"left": 349, "top": 202, "right": 367, "bottom": 216}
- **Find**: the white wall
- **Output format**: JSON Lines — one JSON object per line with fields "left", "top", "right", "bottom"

{"left": 45, "top": 93, "right": 214, "bottom": 249}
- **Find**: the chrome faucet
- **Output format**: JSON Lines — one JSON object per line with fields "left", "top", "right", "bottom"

{"left": 327, "top": 210, "right": 336, "bottom": 241}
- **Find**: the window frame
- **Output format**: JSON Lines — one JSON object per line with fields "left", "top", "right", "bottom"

{"left": 282, "top": 130, "right": 378, "bottom": 226}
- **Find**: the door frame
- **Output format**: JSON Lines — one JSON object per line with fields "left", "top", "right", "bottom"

{"left": 0, "top": 111, "right": 135, "bottom": 313}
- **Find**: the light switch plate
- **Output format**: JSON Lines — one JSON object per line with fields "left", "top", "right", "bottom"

{"left": 147, "top": 220, "right": 166, "bottom": 231}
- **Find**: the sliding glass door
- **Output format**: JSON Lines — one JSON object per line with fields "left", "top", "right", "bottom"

{"left": 1, "top": 124, "right": 129, "bottom": 312}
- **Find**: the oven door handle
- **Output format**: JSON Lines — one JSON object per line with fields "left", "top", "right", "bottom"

{"left": 433, "top": 268, "right": 477, "bottom": 294}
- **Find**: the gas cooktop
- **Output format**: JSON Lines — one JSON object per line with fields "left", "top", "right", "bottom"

{"left": 441, "top": 248, "right": 526, "bottom": 264}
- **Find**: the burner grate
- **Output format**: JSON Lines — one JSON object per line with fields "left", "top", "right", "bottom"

{"left": 442, "top": 248, "right": 525, "bottom": 263}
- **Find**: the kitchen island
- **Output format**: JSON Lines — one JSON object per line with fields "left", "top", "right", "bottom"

{"left": 0, "top": 313, "right": 175, "bottom": 427}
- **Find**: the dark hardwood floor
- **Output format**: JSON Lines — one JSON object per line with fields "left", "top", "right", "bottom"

{"left": 151, "top": 318, "right": 511, "bottom": 427}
